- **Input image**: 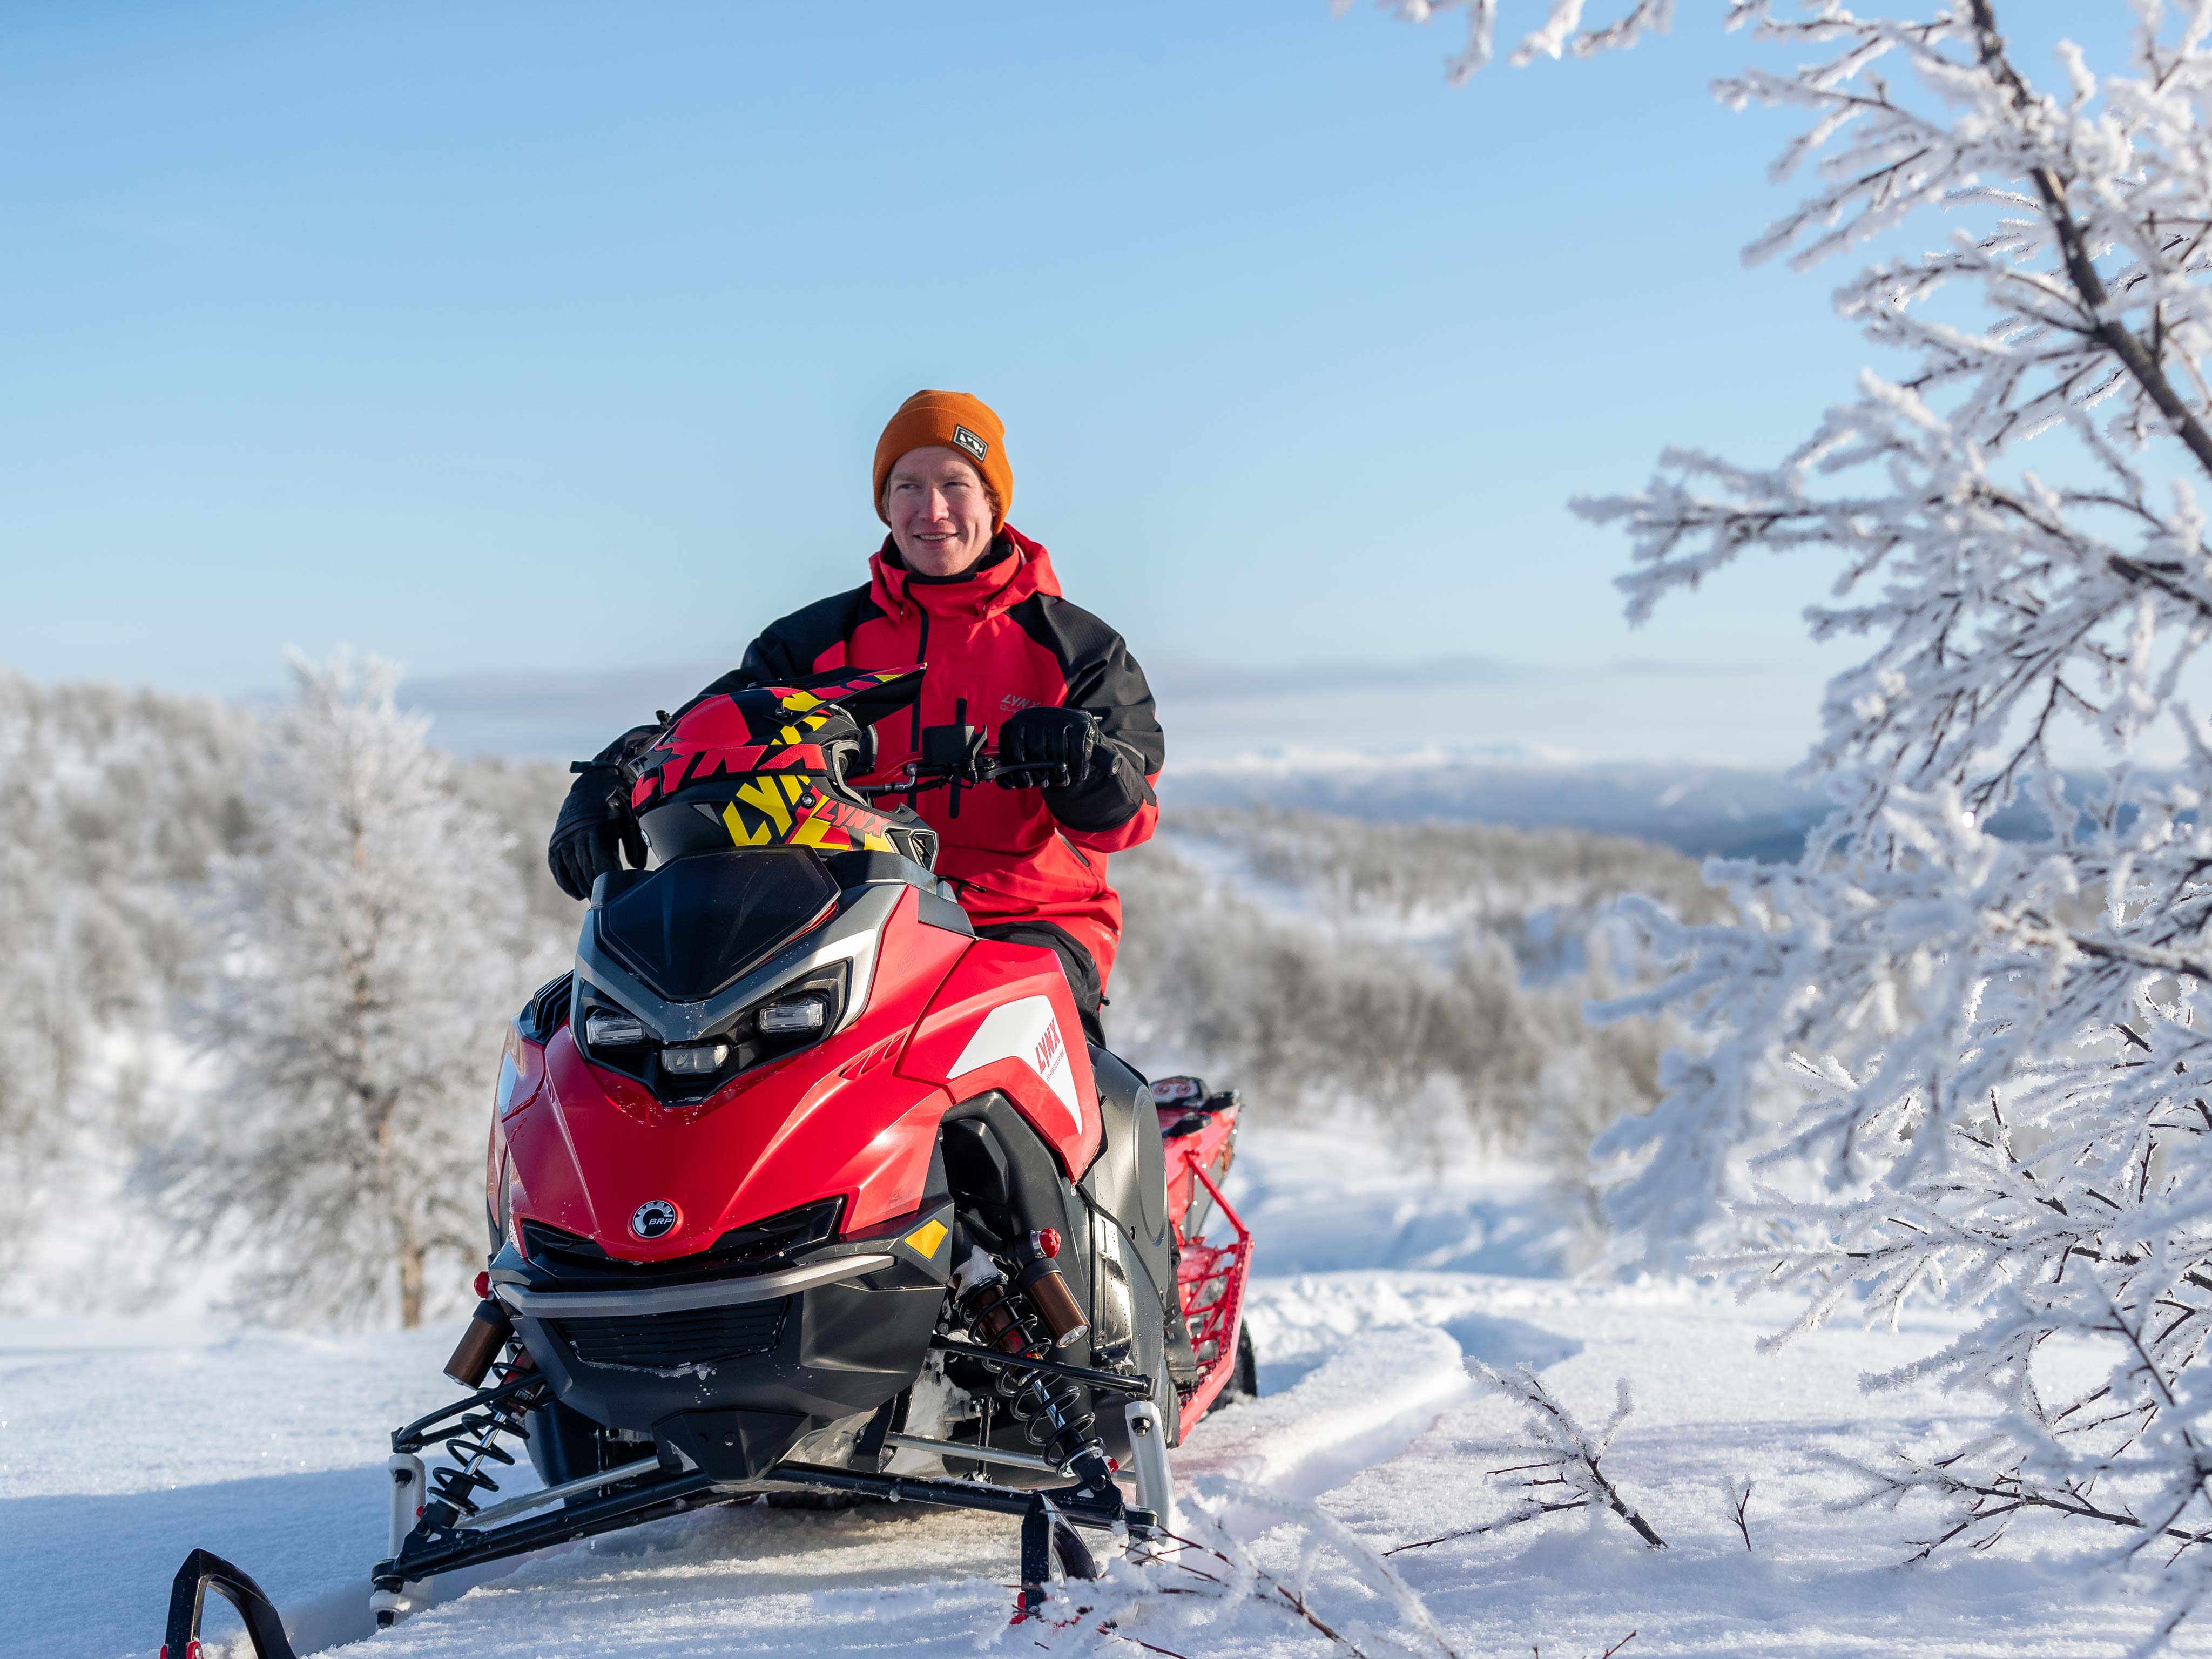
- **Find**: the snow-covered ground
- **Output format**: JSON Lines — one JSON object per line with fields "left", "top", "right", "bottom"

{"left": 8, "top": 1124, "right": 2201, "bottom": 1658}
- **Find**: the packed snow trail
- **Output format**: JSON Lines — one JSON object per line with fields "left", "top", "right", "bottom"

{"left": 9, "top": 1126, "right": 2211, "bottom": 1657}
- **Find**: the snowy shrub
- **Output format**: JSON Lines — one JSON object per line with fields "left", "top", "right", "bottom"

{"left": 1370, "top": 0, "right": 2212, "bottom": 1642}
{"left": 146, "top": 653, "right": 555, "bottom": 1327}
{"left": 1112, "top": 813, "right": 1700, "bottom": 1197}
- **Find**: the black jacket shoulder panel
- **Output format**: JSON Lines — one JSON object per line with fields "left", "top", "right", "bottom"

{"left": 1007, "top": 595, "right": 1165, "bottom": 775}
{"left": 1006, "top": 589, "right": 1119, "bottom": 672}
{"left": 737, "top": 583, "right": 880, "bottom": 684}
{"left": 1006, "top": 592, "right": 1163, "bottom": 835}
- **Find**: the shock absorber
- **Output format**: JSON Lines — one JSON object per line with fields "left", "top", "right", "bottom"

{"left": 421, "top": 1352, "right": 542, "bottom": 1526}
{"left": 953, "top": 1232, "right": 1112, "bottom": 1486}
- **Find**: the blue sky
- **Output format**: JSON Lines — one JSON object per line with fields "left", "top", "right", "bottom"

{"left": 0, "top": 2, "right": 2099, "bottom": 763}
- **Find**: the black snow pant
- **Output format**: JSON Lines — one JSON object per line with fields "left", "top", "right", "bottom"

{"left": 975, "top": 920, "right": 1107, "bottom": 1049}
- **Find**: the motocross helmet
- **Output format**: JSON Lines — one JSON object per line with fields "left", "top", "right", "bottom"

{"left": 626, "top": 666, "right": 937, "bottom": 867}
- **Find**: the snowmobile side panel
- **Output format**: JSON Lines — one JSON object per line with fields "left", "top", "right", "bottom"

{"left": 899, "top": 941, "right": 1101, "bottom": 1175}
{"left": 1087, "top": 1047, "right": 1171, "bottom": 1258}
{"left": 1074, "top": 1050, "right": 1188, "bottom": 1447}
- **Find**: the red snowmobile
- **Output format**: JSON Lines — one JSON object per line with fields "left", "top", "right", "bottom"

{"left": 164, "top": 667, "right": 1255, "bottom": 1657}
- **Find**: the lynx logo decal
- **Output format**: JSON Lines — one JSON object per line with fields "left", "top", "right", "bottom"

{"left": 949, "top": 996, "right": 1082, "bottom": 1138}
{"left": 789, "top": 787, "right": 898, "bottom": 853}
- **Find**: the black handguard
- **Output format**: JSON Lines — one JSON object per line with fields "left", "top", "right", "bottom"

{"left": 547, "top": 759, "right": 648, "bottom": 902}
{"left": 997, "top": 705, "right": 1101, "bottom": 791}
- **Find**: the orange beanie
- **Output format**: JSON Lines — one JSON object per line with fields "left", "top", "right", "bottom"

{"left": 873, "top": 390, "right": 1013, "bottom": 530}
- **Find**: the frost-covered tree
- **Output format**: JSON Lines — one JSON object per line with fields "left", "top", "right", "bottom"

{"left": 1361, "top": 0, "right": 2212, "bottom": 1642}
{"left": 0, "top": 676, "right": 251, "bottom": 1290}
{"left": 153, "top": 652, "right": 541, "bottom": 1327}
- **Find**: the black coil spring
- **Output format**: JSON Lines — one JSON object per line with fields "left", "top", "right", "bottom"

{"left": 960, "top": 1276, "right": 1102, "bottom": 1471}
{"left": 427, "top": 1357, "right": 540, "bottom": 1518}
{"left": 998, "top": 1365, "right": 1098, "bottom": 1467}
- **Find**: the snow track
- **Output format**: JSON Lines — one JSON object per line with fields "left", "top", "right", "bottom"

{"left": 14, "top": 1127, "right": 2212, "bottom": 1656}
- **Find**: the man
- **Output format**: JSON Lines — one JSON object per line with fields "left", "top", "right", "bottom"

{"left": 548, "top": 389, "right": 1163, "bottom": 1046}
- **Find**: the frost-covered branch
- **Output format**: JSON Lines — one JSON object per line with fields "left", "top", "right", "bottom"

{"left": 1355, "top": 0, "right": 2212, "bottom": 1642}
{"left": 1048, "top": 1477, "right": 1461, "bottom": 1659}
{"left": 1386, "top": 1364, "right": 1667, "bottom": 1553}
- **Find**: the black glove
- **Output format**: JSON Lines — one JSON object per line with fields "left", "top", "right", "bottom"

{"left": 548, "top": 763, "right": 648, "bottom": 901}
{"left": 997, "top": 706, "right": 1101, "bottom": 790}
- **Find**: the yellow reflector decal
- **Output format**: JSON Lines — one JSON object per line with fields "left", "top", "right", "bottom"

{"left": 903, "top": 1219, "right": 948, "bottom": 1259}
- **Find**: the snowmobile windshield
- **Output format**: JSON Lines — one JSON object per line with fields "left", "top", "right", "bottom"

{"left": 596, "top": 848, "right": 840, "bottom": 1003}
{"left": 627, "top": 667, "right": 935, "bottom": 866}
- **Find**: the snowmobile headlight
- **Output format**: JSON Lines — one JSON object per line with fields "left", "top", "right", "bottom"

{"left": 585, "top": 1010, "right": 647, "bottom": 1048}
{"left": 662, "top": 1041, "right": 731, "bottom": 1075}
{"left": 758, "top": 995, "right": 828, "bottom": 1036}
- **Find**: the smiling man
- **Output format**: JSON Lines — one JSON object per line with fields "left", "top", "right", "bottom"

{"left": 549, "top": 389, "right": 1164, "bottom": 1046}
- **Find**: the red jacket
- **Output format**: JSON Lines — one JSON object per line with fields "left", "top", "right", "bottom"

{"left": 687, "top": 527, "right": 1163, "bottom": 984}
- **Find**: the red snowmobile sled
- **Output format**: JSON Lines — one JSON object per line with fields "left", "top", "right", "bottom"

{"left": 163, "top": 667, "right": 1255, "bottom": 1657}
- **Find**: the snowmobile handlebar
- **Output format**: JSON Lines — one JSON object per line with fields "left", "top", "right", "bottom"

{"left": 861, "top": 748, "right": 1067, "bottom": 799}
{"left": 857, "top": 710, "right": 1070, "bottom": 808}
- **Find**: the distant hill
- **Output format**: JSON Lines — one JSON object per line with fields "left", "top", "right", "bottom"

{"left": 1164, "top": 752, "right": 2069, "bottom": 864}
{"left": 1162, "top": 754, "right": 1826, "bottom": 862}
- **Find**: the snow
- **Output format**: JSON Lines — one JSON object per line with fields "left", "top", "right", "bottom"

{"left": 9, "top": 1124, "right": 2208, "bottom": 1658}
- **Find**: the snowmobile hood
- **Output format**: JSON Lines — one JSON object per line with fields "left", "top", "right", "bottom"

{"left": 501, "top": 882, "right": 973, "bottom": 1263}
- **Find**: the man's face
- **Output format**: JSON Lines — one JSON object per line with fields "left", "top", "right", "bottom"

{"left": 884, "top": 446, "right": 996, "bottom": 577}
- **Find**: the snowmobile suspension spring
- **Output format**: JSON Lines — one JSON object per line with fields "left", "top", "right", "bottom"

{"left": 959, "top": 1273, "right": 1044, "bottom": 1357}
{"left": 999, "top": 1364, "right": 1098, "bottom": 1468}
{"left": 427, "top": 1355, "right": 539, "bottom": 1519}
{"left": 960, "top": 1275, "right": 1101, "bottom": 1469}
{"left": 957, "top": 1266, "right": 1107, "bottom": 1472}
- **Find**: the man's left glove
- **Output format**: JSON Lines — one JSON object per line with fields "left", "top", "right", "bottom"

{"left": 549, "top": 763, "right": 648, "bottom": 901}
{"left": 997, "top": 706, "right": 1101, "bottom": 790}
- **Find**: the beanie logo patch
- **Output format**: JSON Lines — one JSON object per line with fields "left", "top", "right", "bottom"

{"left": 952, "top": 425, "right": 989, "bottom": 462}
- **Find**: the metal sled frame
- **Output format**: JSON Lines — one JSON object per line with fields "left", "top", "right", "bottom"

{"left": 159, "top": 1347, "right": 1161, "bottom": 1657}
{"left": 1172, "top": 1157, "right": 1255, "bottom": 1434}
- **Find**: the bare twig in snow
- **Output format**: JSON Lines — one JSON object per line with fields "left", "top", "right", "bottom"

{"left": 1723, "top": 1478, "right": 1755, "bottom": 1552}
{"left": 1390, "top": 1365, "right": 1667, "bottom": 1554}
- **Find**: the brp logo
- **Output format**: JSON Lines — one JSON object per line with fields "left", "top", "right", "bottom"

{"left": 630, "top": 1199, "right": 679, "bottom": 1240}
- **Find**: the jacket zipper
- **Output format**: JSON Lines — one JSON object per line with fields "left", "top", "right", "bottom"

{"left": 1058, "top": 832, "right": 1092, "bottom": 868}
{"left": 906, "top": 605, "right": 930, "bottom": 807}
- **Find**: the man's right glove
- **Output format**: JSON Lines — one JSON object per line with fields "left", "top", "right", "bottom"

{"left": 548, "top": 762, "right": 648, "bottom": 901}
